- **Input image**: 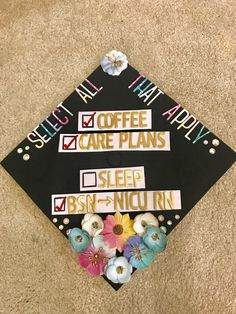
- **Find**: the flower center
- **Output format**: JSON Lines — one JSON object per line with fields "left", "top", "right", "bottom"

{"left": 113, "top": 224, "right": 124, "bottom": 235}
{"left": 141, "top": 220, "right": 147, "bottom": 227}
{"left": 151, "top": 233, "right": 159, "bottom": 241}
{"left": 131, "top": 245, "right": 143, "bottom": 260}
{"left": 113, "top": 60, "right": 123, "bottom": 67}
{"left": 116, "top": 266, "right": 124, "bottom": 274}
{"left": 89, "top": 248, "right": 108, "bottom": 267}
{"left": 92, "top": 221, "right": 99, "bottom": 229}
{"left": 75, "top": 235, "right": 83, "bottom": 242}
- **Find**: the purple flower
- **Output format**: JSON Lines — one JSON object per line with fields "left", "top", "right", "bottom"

{"left": 124, "top": 235, "right": 155, "bottom": 269}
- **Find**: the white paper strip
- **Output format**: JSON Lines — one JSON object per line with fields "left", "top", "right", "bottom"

{"left": 58, "top": 131, "right": 170, "bottom": 152}
{"left": 51, "top": 190, "right": 181, "bottom": 215}
{"left": 80, "top": 166, "right": 145, "bottom": 191}
{"left": 78, "top": 109, "right": 152, "bottom": 132}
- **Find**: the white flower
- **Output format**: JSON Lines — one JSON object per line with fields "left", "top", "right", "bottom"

{"left": 92, "top": 235, "right": 116, "bottom": 258}
{"left": 81, "top": 213, "right": 104, "bottom": 237}
{"left": 105, "top": 256, "right": 132, "bottom": 284}
{"left": 100, "top": 50, "right": 128, "bottom": 76}
{"left": 133, "top": 213, "right": 159, "bottom": 236}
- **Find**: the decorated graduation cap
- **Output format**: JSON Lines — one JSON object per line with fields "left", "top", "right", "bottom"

{"left": 1, "top": 50, "right": 235, "bottom": 290}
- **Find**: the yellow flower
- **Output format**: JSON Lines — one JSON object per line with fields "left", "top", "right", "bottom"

{"left": 102, "top": 212, "right": 136, "bottom": 252}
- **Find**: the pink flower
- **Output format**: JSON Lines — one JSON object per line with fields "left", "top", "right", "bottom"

{"left": 77, "top": 235, "right": 116, "bottom": 276}
{"left": 102, "top": 212, "right": 135, "bottom": 253}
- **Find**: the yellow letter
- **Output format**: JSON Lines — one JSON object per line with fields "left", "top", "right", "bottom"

{"left": 98, "top": 171, "right": 107, "bottom": 188}
{"left": 157, "top": 132, "right": 166, "bottom": 148}
{"left": 67, "top": 196, "right": 77, "bottom": 214}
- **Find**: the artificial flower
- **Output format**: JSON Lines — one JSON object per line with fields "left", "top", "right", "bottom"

{"left": 78, "top": 235, "right": 116, "bottom": 276}
{"left": 100, "top": 50, "right": 128, "bottom": 76}
{"left": 81, "top": 213, "right": 104, "bottom": 237}
{"left": 143, "top": 226, "right": 167, "bottom": 253}
{"left": 68, "top": 228, "right": 91, "bottom": 252}
{"left": 124, "top": 235, "right": 155, "bottom": 269}
{"left": 133, "top": 213, "right": 159, "bottom": 236}
{"left": 104, "top": 256, "right": 133, "bottom": 284}
{"left": 102, "top": 212, "right": 135, "bottom": 252}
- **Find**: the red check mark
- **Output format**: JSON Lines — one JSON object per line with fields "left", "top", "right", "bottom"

{"left": 83, "top": 112, "right": 96, "bottom": 127}
{"left": 63, "top": 135, "right": 78, "bottom": 150}
{"left": 55, "top": 197, "right": 66, "bottom": 211}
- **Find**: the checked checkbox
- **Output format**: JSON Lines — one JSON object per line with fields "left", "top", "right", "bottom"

{"left": 63, "top": 135, "right": 78, "bottom": 150}
{"left": 54, "top": 197, "right": 66, "bottom": 212}
{"left": 82, "top": 112, "right": 96, "bottom": 128}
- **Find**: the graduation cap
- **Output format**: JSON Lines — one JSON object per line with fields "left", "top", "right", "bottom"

{"left": 1, "top": 50, "right": 235, "bottom": 290}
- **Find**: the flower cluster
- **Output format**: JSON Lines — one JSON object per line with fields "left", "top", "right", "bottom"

{"left": 68, "top": 212, "right": 167, "bottom": 284}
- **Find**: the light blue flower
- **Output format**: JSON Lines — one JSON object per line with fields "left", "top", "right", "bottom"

{"left": 143, "top": 226, "right": 167, "bottom": 253}
{"left": 104, "top": 256, "right": 133, "bottom": 284}
{"left": 68, "top": 228, "right": 91, "bottom": 252}
{"left": 124, "top": 235, "right": 156, "bottom": 269}
{"left": 92, "top": 235, "right": 116, "bottom": 258}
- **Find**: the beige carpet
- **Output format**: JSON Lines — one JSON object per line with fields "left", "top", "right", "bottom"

{"left": 0, "top": 1, "right": 235, "bottom": 313}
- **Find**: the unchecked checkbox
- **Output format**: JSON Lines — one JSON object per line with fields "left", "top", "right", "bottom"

{"left": 82, "top": 172, "right": 97, "bottom": 188}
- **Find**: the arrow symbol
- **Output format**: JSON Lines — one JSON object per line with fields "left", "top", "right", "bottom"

{"left": 98, "top": 196, "right": 113, "bottom": 206}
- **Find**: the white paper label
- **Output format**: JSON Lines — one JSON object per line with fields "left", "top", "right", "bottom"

{"left": 58, "top": 131, "right": 170, "bottom": 152}
{"left": 80, "top": 166, "right": 145, "bottom": 191}
{"left": 78, "top": 109, "right": 152, "bottom": 131}
{"left": 51, "top": 190, "right": 182, "bottom": 215}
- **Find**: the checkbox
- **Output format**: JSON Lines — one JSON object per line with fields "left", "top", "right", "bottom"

{"left": 54, "top": 197, "right": 66, "bottom": 212}
{"left": 62, "top": 135, "right": 77, "bottom": 150}
{"left": 82, "top": 172, "right": 97, "bottom": 188}
{"left": 82, "top": 114, "right": 95, "bottom": 128}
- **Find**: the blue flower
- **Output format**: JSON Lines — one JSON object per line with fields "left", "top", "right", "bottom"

{"left": 105, "top": 256, "right": 132, "bottom": 284}
{"left": 124, "top": 235, "right": 155, "bottom": 269}
{"left": 143, "top": 226, "right": 167, "bottom": 253}
{"left": 68, "top": 228, "right": 91, "bottom": 252}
